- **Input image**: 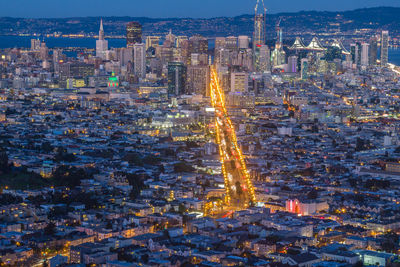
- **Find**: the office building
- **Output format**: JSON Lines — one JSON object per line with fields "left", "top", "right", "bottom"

{"left": 145, "top": 36, "right": 160, "bottom": 50}
{"left": 381, "top": 30, "right": 389, "bottom": 66}
{"left": 168, "top": 62, "right": 186, "bottom": 95}
{"left": 96, "top": 19, "right": 108, "bottom": 59}
{"left": 301, "top": 58, "right": 309, "bottom": 80}
{"left": 288, "top": 56, "right": 298, "bottom": 73}
{"left": 189, "top": 36, "right": 208, "bottom": 54}
{"left": 215, "top": 37, "right": 226, "bottom": 49}
{"left": 225, "top": 36, "right": 238, "bottom": 50}
{"left": 40, "top": 42, "right": 48, "bottom": 60}
{"left": 361, "top": 42, "right": 369, "bottom": 67}
{"left": 31, "top": 39, "right": 41, "bottom": 51}
{"left": 165, "top": 30, "right": 176, "bottom": 46}
{"left": 116, "top": 47, "right": 133, "bottom": 67}
{"left": 133, "top": 43, "right": 146, "bottom": 78}
{"left": 230, "top": 72, "right": 248, "bottom": 92}
{"left": 253, "top": 0, "right": 266, "bottom": 50}
{"left": 176, "top": 36, "right": 189, "bottom": 48}
{"left": 126, "top": 21, "right": 142, "bottom": 47}
{"left": 254, "top": 45, "right": 270, "bottom": 72}
{"left": 369, "top": 37, "right": 378, "bottom": 65}
{"left": 238, "top": 36, "right": 249, "bottom": 49}
{"left": 187, "top": 65, "right": 210, "bottom": 95}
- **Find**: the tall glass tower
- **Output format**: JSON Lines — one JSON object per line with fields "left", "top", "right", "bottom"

{"left": 253, "top": 0, "right": 266, "bottom": 49}
{"left": 253, "top": 0, "right": 267, "bottom": 71}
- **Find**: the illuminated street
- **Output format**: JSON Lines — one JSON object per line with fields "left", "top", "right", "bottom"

{"left": 209, "top": 68, "right": 256, "bottom": 210}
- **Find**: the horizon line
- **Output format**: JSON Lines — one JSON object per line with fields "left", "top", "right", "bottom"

{"left": 0, "top": 6, "right": 397, "bottom": 20}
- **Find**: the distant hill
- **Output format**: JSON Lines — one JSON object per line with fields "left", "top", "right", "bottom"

{"left": 0, "top": 7, "right": 399, "bottom": 38}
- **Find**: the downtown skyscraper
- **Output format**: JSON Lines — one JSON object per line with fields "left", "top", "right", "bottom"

{"left": 253, "top": 0, "right": 267, "bottom": 71}
{"left": 96, "top": 19, "right": 108, "bottom": 59}
{"left": 381, "top": 30, "right": 389, "bottom": 66}
{"left": 253, "top": 0, "right": 266, "bottom": 48}
{"left": 126, "top": 21, "right": 142, "bottom": 48}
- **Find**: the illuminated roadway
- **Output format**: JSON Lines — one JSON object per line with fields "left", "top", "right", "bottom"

{"left": 209, "top": 68, "right": 256, "bottom": 208}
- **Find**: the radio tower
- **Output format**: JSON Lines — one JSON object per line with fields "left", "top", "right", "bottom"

{"left": 253, "top": 0, "right": 267, "bottom": 50}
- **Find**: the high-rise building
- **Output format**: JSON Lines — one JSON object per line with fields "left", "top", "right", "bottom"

{"left": 350, "top": 43, "right": 357, "bottom": 65}
{"left": 96, "top": 19, "right": 108, "bottom": 59}
{"left": 116, "top": 47, "right": 133, "bottom": 67}
{"left": 288, "top": 56, "right": 298, "bottom": 73}
{"left": 215, "top": 37, "right": 226, "bottom": 49}
{"left": 254, "top": 45, "right": 270, "bottom": 72}
{"left": 176, "top": 36, "right": 188, "bottom": 48}
{"left": 166, "top": 30, "right": 176, "bottom": 46}
{"left": 350, "top": 42, "right": 362, "bottom": 68}
{"left": 190, "top": 53, "right": 208, "bottom": 66}
{"left": 214, "top": 48, "right": 230, "bottom": 67}
{"left": 253, "top": 0, "right": 266, "bottom": 50}
{"left": 369, "top": 37, "right": 378, "bottom": 65}
{"left": 189, "top": 36, "right": 208, "bottom": 54}
{"left": 145, "top": 36, "right": 160, "bottom": 50}
{"left": 133, "top": 43, "right": 146, "bottom": 78}
{"left": 301, "top": 59, "right": 309, "bottom": 80}
{"left": 187, "top": 65, "right": 210, "bottom": 95}
{"left": 381, "top": 30, "right": 389, "bottom": 66}
{"left": 259, "top": 45, "right": 271, "bottom": 72}
{"left": 361, "top": 42, "right": 369, "bottom": 67}
{"left": 356, "top": 42, "right": 362, "bottom": 67}
{"left": 225, "top": 36, "right": 238, "bottom": 50}
{"left": 31, "top": 39, "right": 41, "bottom": 51}
{"left": 230, "top": 72, "right": 249, "bottom": 92}
{"left": 271, "top": 47, "right": 286, "bottom": 67}
{"left": 238, "top": 36, "right": 249, "bottom": 49}
{"left": 53, "top": 49, "right": 63, "bottom": 73}
{"left": 40, "top": 42, "right": 48, "bottom": 60}
{"left": 126, "top": 21, "right": 142, "bottom": 47}
{"left": 168, "top": 62, "right": 186, "bottom": 95}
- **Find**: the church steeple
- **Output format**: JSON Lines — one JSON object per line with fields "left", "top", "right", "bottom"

{"left": 99, "top": 19, "right": 104, "bottom": 40}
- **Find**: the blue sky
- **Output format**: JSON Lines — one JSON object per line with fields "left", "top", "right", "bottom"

{"left": 1, "top": 0, "right": 400, "bottom": 18}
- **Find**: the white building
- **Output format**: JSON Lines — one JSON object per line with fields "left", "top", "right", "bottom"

{"left": 238, "top": 35, "right": 249, "bottom": 49}
{"left": 361, "top": 42, "right": 369, "bottom": 67}
{"left": 134, "top": 43, "right": 146, "bottom": 78}
{"left": 96, "top": 19, "right": 108, "bottom": 59}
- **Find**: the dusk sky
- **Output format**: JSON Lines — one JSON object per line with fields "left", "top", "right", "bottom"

{"left": 1, "top": 0, "right": 400, "bottom": 18}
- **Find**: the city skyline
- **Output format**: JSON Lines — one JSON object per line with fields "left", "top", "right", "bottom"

{"left": 1, "top": 0, "right": 400, "bottom": 18}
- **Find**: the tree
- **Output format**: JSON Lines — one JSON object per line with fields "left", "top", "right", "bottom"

{"left": 143, "top": 155, "right": 161, "bottom": 165}
{"left": 178, "top": 203, "right": 186, "bottom": 214}
{"left": 50, "top": 165, "right": 92, "bottom": 188}
{"left": 54, "top": 147, "right": 76, "bottom": 162}
{"left": 44, "top": 222, "right": 56, "bottom": 236}
{"left": 41, "top": 141, "right": 54, "bottom": 153}
{"left": 381, "top": 232, "right": 399, "bottom": 253}
{"left": 105, "top": 221, "right": 113, "bottom": 229}
{"left": 0, "top": 150, "right": 10, "bottom": 173}
{"left": 124, "top": 173, "right": 146, "bottom": 199}
{"left": 173, "top": 162, "right": 195, "bottom": 173}
{"left": 348, "top": 178, "right": 358, "bottom": 188}
{"left": 307, "top": 189, "right": 318, "bottom": 199}
{"left": 123, "top": 153, "right": 143, "bottom": 166}
{"left": 356, "top": 138, "right": 365, "bottom": 151}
